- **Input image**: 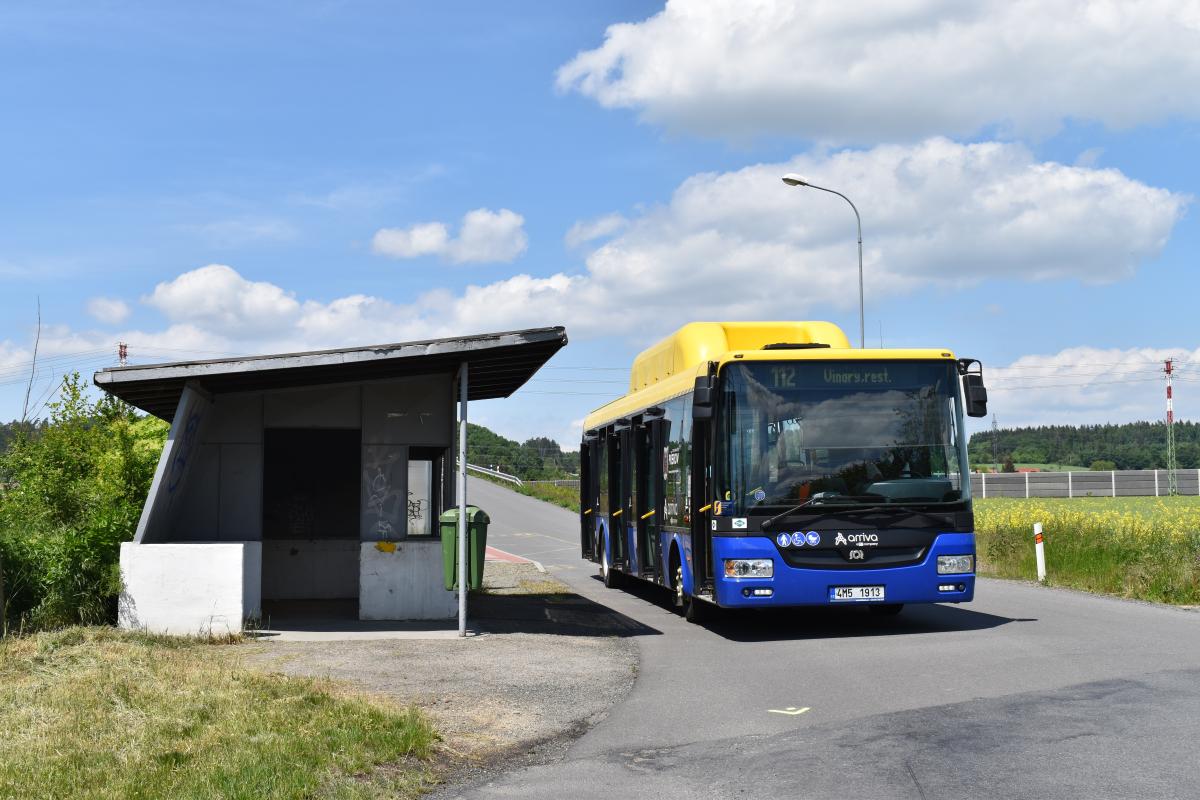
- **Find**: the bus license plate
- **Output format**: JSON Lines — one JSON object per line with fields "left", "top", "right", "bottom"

{"left": 831, "top": 585, "right": 885, "bottom": 602}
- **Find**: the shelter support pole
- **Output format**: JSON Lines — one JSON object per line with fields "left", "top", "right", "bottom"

{"left": 458, "top": 361, "right": 469, "bottom": 637}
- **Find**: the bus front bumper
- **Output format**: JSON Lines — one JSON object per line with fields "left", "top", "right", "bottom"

{"left": 711, "top": 533, "right": 976, "bottom": 608}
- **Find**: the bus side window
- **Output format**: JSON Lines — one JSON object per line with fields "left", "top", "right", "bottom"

{"left": 662, "top": 396, "right": 687, "bottom": 528}
{"left": 597, "top": 431, "right": 610, "bottom": 519}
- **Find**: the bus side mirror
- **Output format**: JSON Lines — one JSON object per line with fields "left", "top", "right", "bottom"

{"left": 693, "top": 376, "right": 714, "bottom": 420}
{"left": 957, "top": 358, "right": 987, "bottom": 417}
{"left": 963, "top": 374, "right": 988, "bottom": 417}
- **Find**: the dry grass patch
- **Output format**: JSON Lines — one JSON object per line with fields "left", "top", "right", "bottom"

{"left": 0, "top": 627, "right": 438, "bottom": 800}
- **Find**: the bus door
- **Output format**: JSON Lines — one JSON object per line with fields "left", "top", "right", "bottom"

{"left": 636, "top": 417, "right": 667, "bottom": 581}
{"left": 618, "top": 425, "right": 634, "bottom": 571}
{"left": 608, "top": 427, "right": 627, "bottom": 568}
{"left": 596, "top": 428, "right": 611, "bottom": 562}
{"left": 691, "top": 388, "right": 714, "bottom": 593}
{"left": 580, "top": 435, "right": 599, "bottom": 558}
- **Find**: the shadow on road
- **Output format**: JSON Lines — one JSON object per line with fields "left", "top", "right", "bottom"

{"left": 710, "top": 603, "right": 1035, "bottom": 643}
{"left": 472, "top": 589, "right": 663, "bottom": 638}
{"left": 591, "top": 574, "right": 1034, "bottom": 642}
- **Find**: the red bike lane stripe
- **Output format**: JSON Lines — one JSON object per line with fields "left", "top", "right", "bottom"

{"left": 485, "top": 545, "right": 532, "bottom": 564}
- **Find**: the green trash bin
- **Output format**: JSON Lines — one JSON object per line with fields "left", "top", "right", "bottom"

{"left": 440, "top": 506, "right": 490, "bottom": 590}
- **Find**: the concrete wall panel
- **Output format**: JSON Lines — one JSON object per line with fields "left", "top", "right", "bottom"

{"left": 261, "top": 539, "right": 358, "bottom": 600}
{"left": 118, "top": 542, "right": 261, "bottom": 635}
{"left": 363, "top": 375, "right": 451, "bottom": 446}
{"left": 219, "top": 443, "right": 263, "bottom": 541}
{"left": 359, "top": 540, "right": 456, "bottom": 620}
{"left": 135, "top": 382, "right": 214, "bottom": 543}
{"left": 206, "top": 392, "right": 263, "bottom": 444}
{"left": 265, "top": 384, "right": 361, "bottom": 429}
{"left": 173, "top": 443, "right": 220, "bottom": 541}
{"left": 361, "top": 444, "right": 407, "bottom": 541}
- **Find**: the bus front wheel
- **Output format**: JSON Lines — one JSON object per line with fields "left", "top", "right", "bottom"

{"left": 671, "top": 555, "right": 709, "bottom": 623}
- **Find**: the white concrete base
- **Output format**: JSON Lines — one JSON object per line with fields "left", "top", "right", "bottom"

{"left": 119, "top": 542, "right": 262, "bottom": 636}
{"left": 359, "top": 539, "right": 457, "bottom": 620}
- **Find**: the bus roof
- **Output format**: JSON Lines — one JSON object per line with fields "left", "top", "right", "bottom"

{"left": 582, "top": 321, "right": 956, "bottom": 432}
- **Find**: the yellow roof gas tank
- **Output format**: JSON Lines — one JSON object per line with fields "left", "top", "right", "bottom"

{"left": 628, "top": 321, "right": 851, "bottom": 392}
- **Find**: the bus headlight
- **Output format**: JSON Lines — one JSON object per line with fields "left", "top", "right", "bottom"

{"left": 724, "top": 559, "right": 773, "bottom": 578}
{"left": 937, "top": 555, "right": 974, "bottom": 574}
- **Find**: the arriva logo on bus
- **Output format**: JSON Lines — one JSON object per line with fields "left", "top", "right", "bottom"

{"left": 834, "top": 532, "right": 880, "bottom": 546}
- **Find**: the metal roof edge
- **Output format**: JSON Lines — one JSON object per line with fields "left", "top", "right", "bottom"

{"left": 94, "top": 326, "right": 567, "bottom": 385}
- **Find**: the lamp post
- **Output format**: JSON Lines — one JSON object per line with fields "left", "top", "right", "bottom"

{"left": 781, "top": 173, "right": 864, "bottom": 348}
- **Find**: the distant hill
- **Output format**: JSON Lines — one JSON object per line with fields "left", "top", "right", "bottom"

{"left": 969, "top": 421, "right": 1200, "bottom": 470}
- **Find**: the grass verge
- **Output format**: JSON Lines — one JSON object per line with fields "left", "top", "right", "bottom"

{"left": 517, "top": 482, "right": 579, "bottom": 512}
{"left": 0, "top": 627, "right": 438, "bottom": 800}
{"left": 974, "top": 497, "right": 1200, "bottom": 604}
{"left": 468, "top": 471, "right": 580, "bottom": 513}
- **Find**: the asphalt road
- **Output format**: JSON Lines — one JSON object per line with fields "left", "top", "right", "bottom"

{"left": 461, "top": 478, "right": 1200, "bottom": 799}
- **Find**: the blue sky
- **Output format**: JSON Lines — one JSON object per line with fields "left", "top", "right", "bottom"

{"left": 2, "top": 1, "right": 1198, "bottom": 446}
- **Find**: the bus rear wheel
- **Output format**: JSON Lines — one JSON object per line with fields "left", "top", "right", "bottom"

{"left": 601, "top": 534, "right": 621, "bottom": 588}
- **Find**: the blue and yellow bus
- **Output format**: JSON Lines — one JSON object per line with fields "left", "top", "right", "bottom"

{"left": 579, "top": 321, "right": 988, "bottom": 622}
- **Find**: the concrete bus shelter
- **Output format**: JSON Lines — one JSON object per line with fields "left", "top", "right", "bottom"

{"left": 94, "top": 327, "right": 566, "bottom": 636}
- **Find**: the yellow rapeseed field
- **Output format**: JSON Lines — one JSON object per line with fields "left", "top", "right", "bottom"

{"left": 973, "top": 497, "right": 1200, "bottom": 604}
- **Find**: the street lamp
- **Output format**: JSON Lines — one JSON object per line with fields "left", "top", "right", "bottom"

{"left": 781, "top": 173, "right": 865, "bottom": 348}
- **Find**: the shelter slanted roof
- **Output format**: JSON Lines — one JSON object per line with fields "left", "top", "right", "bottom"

{"left": 94, "top": 327, "right": 567, "bottom": 421}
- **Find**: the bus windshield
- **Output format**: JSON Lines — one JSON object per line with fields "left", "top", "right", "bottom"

{"left": 719, "top": 360, "right": 969, "bottom": 512}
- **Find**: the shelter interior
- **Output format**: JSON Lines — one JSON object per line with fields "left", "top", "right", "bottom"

{"left": 153, "top": 375, "right": 455, "bottom": 612}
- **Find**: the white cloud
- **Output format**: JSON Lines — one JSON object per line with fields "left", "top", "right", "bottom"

{"left": 372, "top": 208, "right": 528, "bottom": 264}
{"left": 984, "top": 346, "right": 1200, "bottom": 428}
{"left": 424, "top": 139, "right": 1185, "bottom": 340}
{"left": 371, "top": 222, "right": 450, "bottom": 258}
{"left": 565, "top": 213, "right": 628, "bottom": 248}
{"left": 123, "top": 140, "right": 1183, "bottom": 366}
{"left": 557, "top": 0, "right": 1200, "bottom": 142}
{"left": 86, "top": 297, "right": 130, "bottom": 325}
{"left": 142, "top": 264, "right": 301, "bottom": 336}
{"left": 66, "top": 140, "right": 1185, "bottom": 371}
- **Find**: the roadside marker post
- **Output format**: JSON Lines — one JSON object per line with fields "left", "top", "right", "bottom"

{"left": 1034, "top": 522, "right": 1046, "bottom": 582}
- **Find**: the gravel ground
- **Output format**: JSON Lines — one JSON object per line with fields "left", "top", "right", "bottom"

{"left": 242, "top": 562, "right": 639, "bottom": 782}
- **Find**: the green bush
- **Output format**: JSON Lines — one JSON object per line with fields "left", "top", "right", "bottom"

{"left": 0, "top": 374, "right": 167, "bottom": 632}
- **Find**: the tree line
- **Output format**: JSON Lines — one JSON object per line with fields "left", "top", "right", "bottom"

{"left": 466, "top": 423, "right": 579, "bottom": 481}
{"left": 968, "top": 420, "right": 1200, "bottom": 471}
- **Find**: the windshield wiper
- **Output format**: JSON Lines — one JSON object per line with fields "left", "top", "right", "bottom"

{"left": 760, "top": 494, "right": 884, "bottom": 530}
{"left": 818, "top": 505, "right": 956, "bottom": 529}
{"left": 760, "top": 497, "right": 817, "bottom": 531}
{"left": 760, "top": 498, "right": 956, "bottom": 531}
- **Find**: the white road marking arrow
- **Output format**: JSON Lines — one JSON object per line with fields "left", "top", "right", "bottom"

{"left": 768, "top": 706, "right": 811, "bottom": 716}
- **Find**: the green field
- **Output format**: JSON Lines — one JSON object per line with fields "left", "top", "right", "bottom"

{"left": 974, "top": 496, "right": 1200, "bottom": 604}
